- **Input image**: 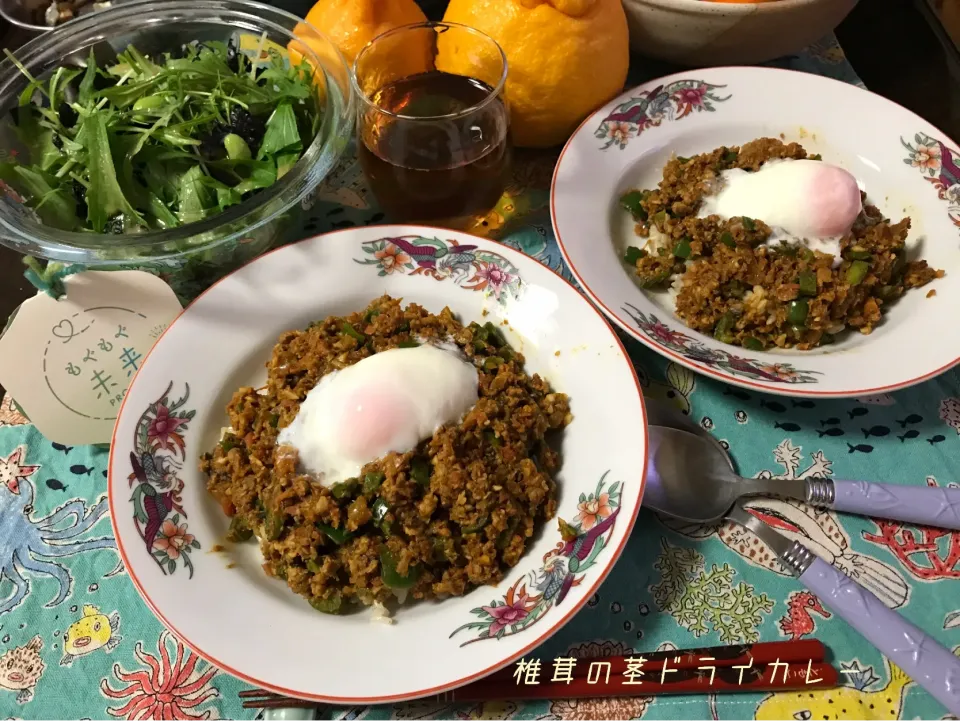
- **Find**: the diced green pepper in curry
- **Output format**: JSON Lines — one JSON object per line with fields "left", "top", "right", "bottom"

{"left": 200, "top": 295, "right": 571, "bottom": 615}
{"left": 617, "top": 137, "right": 943, "bottom": 351}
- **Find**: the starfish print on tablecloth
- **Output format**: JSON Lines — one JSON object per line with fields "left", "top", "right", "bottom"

{"left": 0, "top": 446, "right": 39, "bottom": 494}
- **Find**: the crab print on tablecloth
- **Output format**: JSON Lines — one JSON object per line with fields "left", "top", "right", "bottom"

{"left": 355, "top": 235, "right": 522, "bottom": 303}
{"left": 621, "top": 305, "right": 821, "bottom": 384}
{"left": 595, "top": 79, "right": 731, "bottom": 150}
{"left": 449, "top": 474, "right": 622, "bottom": 646}
{"left": 127, "top": 382, "right": 200, "bottom": 578}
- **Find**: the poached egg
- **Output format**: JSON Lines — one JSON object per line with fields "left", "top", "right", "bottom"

{"left": 278, "top": 343, "right": 479, "bottom": 486}
{"left": 698, "top": 158, "right": 863, "bottom": 260}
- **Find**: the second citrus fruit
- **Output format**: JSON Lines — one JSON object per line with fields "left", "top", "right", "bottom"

{"left": 438, "top": 0, "right": 630, "bottom": 148}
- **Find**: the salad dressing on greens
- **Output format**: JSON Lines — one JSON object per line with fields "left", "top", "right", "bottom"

{"left": 1, "top": 37, "right": 321, "bottom": 234}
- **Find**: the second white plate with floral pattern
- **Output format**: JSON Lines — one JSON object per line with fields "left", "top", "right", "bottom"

{"left": 107, "top": 225, "right": 646, "bottom": 703}
{"left": 552, "top": 66, "right": 960, "bottom": 398}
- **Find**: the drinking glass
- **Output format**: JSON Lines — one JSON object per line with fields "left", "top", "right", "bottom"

{"left": 352, "top": 21, "right": 511, "bottom": 227}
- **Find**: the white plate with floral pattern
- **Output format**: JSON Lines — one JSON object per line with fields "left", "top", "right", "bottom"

{"left": 107, "top": 225, "right": 647, "bottom": 703}
{"left": 552, "top": 66, "right": 960, "bottom": 398}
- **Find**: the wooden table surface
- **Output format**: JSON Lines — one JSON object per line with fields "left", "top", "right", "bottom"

{"left": 0, "top": 0, "right": 956, "bottom": 357}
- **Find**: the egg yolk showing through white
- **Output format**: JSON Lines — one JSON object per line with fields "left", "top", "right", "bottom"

{"left": 698, "top": 158, "right": 863, "bottom": 259}
{"left": 277, "top": 343, "right": 480, "bottom": 486}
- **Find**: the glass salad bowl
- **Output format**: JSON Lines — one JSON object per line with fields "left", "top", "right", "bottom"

{"left": 0, "top": 0, "right": 354, "bottom": 302}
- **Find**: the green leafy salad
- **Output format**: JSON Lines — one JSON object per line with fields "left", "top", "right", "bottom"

{"left": 1, "top": 38, "right": 321, "bottom": 235}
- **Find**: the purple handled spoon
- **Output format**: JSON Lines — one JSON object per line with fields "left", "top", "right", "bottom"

{"left": 645, "top": 423, "right": 960, "bottom": 715}
{"left": 648, "top": 424, "right": 960, "bottom": 530}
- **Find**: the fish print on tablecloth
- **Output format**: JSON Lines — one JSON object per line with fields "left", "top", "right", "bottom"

{"left": 659, "top": 440, "right": 909, "bottom": 608}
{"left": 465, "top": 188, "right": 541, "bottom": 240}
{"left": 0, "top": 636, "right": 44, "bottom": 704}
{"left": 60, "top": 605, "right": 122, "bottom": 667}
{"left": 754, "top": 659, "right": 910, "bottom": 721}
{"left": 45, "top": 479, "right": 67, "bottom": 493}
{"left": 857, "top": 394, "right": 896, "bottom": 406}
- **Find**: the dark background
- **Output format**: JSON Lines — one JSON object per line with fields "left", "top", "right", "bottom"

{"left": 0, "top": 0, "right": 956, "bottom": 379}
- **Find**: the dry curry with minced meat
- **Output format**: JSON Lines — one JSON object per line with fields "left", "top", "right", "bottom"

{"left": 200, "top": 295, "right": 571, "bottom": 615}
{"left": 620, "top": 138, "right": 943, "bottom": 351}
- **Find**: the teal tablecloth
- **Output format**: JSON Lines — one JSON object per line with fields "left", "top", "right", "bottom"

{"left": 2, "top": 36, "right": 959, "bottom": 721}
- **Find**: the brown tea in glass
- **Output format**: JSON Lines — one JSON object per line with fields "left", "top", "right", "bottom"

{"left": 353, "top": 22, "right": 511, "bottom": 227}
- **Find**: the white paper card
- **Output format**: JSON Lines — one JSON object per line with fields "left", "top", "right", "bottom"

{"left": 0, "top": 270, "right": 183, "bottom": 445}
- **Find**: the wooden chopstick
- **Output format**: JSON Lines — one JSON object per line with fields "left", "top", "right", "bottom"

{"left": 241, "top": 662, "right": 837, "bottom": 708}
{"left": 240, "top": 639, "right": 832, "bottom": 709}
{"left": 241, "top": 696, "right": 316, "bottom": 709}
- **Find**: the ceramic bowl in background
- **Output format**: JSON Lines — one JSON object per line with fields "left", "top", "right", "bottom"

{"left": 0, "top": 0, "right": 54, "bottom": 34}
{"left": 0, "top": 0, "right": 121, "bottom": 34}
{"left": 622, "top": 0, "right": 859, "bottom": 66}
